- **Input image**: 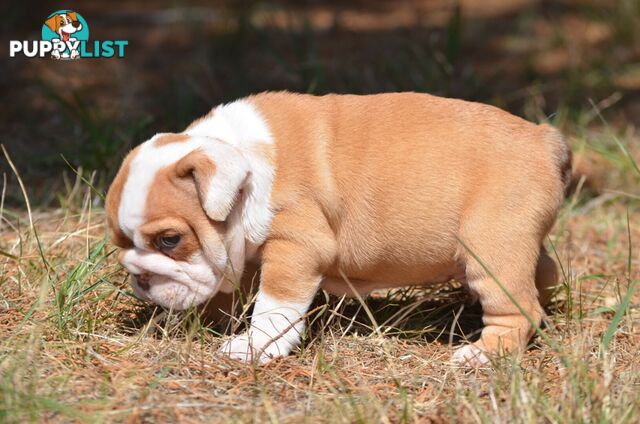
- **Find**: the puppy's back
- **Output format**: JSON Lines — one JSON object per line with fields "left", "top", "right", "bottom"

{"left": 248, "top": 92, "right": 569, "bottom": 283}
{"left": 250, "top": 91, "right": 569, "bottom": 210}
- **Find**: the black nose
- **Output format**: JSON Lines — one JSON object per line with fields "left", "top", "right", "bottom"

{"left": 132, "top": 273, "right": 150, "bottom": 291}
{"left": 72, "top": 21, "right": 80, "bottom": 28}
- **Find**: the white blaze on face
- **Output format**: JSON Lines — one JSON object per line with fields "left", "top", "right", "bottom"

{"left": 118, "top": 134, "right": 202, "bottom": 244}
{"left": 116, "top": 99, "right": 275, "bottom": 310}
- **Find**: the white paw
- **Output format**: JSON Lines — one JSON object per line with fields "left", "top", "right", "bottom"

{"left": 219, "top": 331, "right": 295, "bottom": 364}
{"left": 452, "top": 344, "right": 490, "bottom": 367}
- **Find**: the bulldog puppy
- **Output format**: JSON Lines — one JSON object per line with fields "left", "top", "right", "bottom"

{"left": 106, "top": 92, "right": 571, "bottom": 366}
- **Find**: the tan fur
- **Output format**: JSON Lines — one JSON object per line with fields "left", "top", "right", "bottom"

{"left": 154, "top": 133, "right": 190, "bottom": 147}
{"left": 173, "top": 149, "right": 217, "bottom": 215}
{"left": 143, "top": 158, "right": 226, "bottom": 264}
{"left": 249, "top": 92, "right": 569, "bottom": 357}
{"left": 107, "top": 91, "right": 571, "bottom": 361}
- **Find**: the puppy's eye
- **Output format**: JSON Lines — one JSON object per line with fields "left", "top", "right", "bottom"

{"left": 156, "top": 234, "right": 181, "bottom": 250}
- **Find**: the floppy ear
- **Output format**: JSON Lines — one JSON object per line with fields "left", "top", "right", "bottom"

{"left": 175, "top": 147, "right": 249, "bottom": 221}
{"left": 67, "top": 12, "right": 78, "bottom": 21}
{"left": 44, "top": 15, "right": 59, "bottom": 32}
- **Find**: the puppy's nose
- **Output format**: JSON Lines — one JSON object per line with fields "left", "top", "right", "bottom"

{"left": 72, "top": 21, "right": 81, "bottom": 28}
{"left": 132, "top": 273, "right": 151, "bottom": 291}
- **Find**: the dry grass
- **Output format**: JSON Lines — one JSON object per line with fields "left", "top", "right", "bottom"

{"left": 1, "top": 126, "right": 639, "bottom": 423}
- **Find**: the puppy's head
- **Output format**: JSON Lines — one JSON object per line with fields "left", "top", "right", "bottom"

{"left": 44, "top": 12, "right": 82, "bottom": 40}
{"left": 106, "top": 130, "right": 271, "bottom": 310}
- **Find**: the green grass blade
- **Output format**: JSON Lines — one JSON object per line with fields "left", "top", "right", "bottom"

{"left": 589, "top": 99, "right": 640, "bottom": 177}
{"left": 600, "top": 279, "right": 637, "bottom": 352}
{"left": 601, "top": 208, "right": 637, "bottom": 353}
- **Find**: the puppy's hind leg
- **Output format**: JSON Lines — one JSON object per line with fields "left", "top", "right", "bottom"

{"left": 452, "top": 217, "right": 545, "bottom": 366}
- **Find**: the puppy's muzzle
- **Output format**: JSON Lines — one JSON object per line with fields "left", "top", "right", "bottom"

{"left": 72, "top": 21, "right": 81, "bottom": 28}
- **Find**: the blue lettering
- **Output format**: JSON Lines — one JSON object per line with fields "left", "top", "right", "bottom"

{"left": 100, "top": 41, "right": 114, "bottom": 58}
{"left": 114, "top": 40, "right": 128, "bottom": 57}
{"left": 80, "top": 41, "right": 90, "bottom": 57}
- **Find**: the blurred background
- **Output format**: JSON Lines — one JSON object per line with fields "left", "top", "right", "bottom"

{"left": 2, "top": 0, "right": 639, "bottom": 205}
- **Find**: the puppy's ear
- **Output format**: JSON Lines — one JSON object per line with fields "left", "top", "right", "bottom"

{"left": 67, "top": 12, "right": 78, "bottom": 21}
{"left": 175, "top": 147, "right": 249, "bottom": 221}
{"left": 44, "top": 15, "right": 59, "bottom": 32}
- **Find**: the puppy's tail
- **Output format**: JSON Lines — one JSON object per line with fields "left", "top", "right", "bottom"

{"left": 539, "top": 124, "right": 573, "bottom": 198}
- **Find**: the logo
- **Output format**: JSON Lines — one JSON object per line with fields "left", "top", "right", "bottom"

{"left": 9, "top": 10, "right": 128, "bottom": 60}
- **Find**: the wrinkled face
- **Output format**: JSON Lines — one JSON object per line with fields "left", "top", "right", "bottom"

{"left": 106, "top": 100, "right": 275, "bottom": 310}
{"left": 105, "top": 133, "right": 250, "bottom": 310}
{"left": 116, "top": 215, "right": 227, "bottom": 310}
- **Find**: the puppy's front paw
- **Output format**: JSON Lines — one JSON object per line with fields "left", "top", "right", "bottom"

{"left": 219, "top": 331, "right": 294, "bottom": 364}
{"left": 451, "top": 344, "right": 490, "bottom": 367}
{"left": 219, "top": 333, "right": 254, "bottom": 362}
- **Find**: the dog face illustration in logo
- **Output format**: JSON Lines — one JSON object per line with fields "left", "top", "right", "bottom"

{"left": 44, "top": 11, "right": 83, "bottom": 59}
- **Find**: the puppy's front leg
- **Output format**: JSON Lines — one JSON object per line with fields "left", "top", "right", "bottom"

{"left": 220, "top": 235, "right": 329, "bottom": 363}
